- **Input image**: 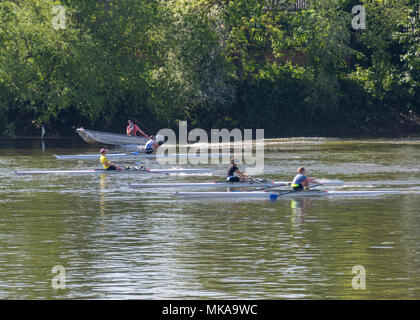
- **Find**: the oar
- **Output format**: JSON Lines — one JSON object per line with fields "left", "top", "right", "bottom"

{"left": 268, "top": 184, "right": 323, "bottom": 201}
{"left": 132, "top": 148, "right": 158, "bottom": 155}
{"left": 130, "top": 119, "right": 151, "bottom": 137}
{"left": 247, "top": 176, "right": 267, "bottom": 187}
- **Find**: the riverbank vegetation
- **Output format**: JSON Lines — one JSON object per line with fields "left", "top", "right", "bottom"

{"left": 0, "top": 0, "right": 418, "bottom": 137}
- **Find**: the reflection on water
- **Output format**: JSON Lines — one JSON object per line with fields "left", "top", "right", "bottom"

{"left": 0, "top": 137, "right": 419, "bottom": 299}
{"left": 290, "top": 199, "right": 307, "bottom": 230}
{"left": 99, "top": 174, "right": 107, "bottom": 222}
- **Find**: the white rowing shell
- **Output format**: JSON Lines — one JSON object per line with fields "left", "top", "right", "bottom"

{"left": 130, "top": 180, "right": 344, "bottom": 189}
{"left": 54, "top": 153, "right": 231, "bottom": 160}
{"left": 174, "top": 190, "right": 401, "bottom": 198}
{"left": 14, "top": 168, "right": 214, "bottom": 175}
{"left": 129, "top": 181, "right": 289, "bottom": 188}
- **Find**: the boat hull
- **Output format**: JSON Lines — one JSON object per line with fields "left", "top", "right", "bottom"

{"left": 76, "top": 128, "right": 148, "bottom": 145}
{"left": 54, "top": 152, "right": 230, "bottom": 160}
{"left": 130, "top": 181, "right": 289, "bottom": 188}
{"left": 14, "top": 168, "right": 214, "bottom": 175}
{"left": 174, "top": 190, "right": 401, "bottom": 199}
{"left": 54, "top": 152, "right": 148, "bottom": 160}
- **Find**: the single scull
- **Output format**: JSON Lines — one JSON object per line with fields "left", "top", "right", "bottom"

{"left": 76, "top": 128, "right": 148, "bottom": 145}
{"left": 129, "top": 179, "right": 343, "bottom": 189}
{"left": 174, "top": 190, "right": 401, "bottom": 199}
{"left": 129, "top": 180, "right": 289, "bottom": 189}
{"left": 15, "top": 168, "right": 214, "bottom": 175}
{"left": 54, "top": 153, "right": 231, "bottom": 160}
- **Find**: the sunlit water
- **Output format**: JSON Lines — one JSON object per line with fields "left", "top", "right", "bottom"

{"left": 0, "top": 137, "right": 419, "bottom": 299}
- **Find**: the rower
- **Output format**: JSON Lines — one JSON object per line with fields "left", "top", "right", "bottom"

{"left": 100, "top": 148, "right": 124, "bottom": 171}
{"left": 226, "top": 158, "right": 249, "bottom": 182}
{"left": 127, "top": 120, "right": 148, "bottom": 137}
{"left": 144, "top": 135, "right": 159, "bottom": 154}
{"left": 291, "top": 167, "right": 321, "bottom": 190}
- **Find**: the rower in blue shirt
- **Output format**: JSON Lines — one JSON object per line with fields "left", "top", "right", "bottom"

{"left": 291, "top": 167, "right": 321, "bottom": 190}
{"left": 144, "top": 135, "right": 159, "bottom": 154}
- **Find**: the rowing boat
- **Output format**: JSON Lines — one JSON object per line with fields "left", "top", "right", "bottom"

{"left": 129, "top": 179, "right": 344, "bottom": 189}
{"left": 174, "top": 190, "right": 401, "bottom": 199}
{"left": 54, "top": 152, "right": 231, "bottom": 160}
{"left": 14, "top": 168, "right": 214, "bottom": 176}
{"left": 129, "top": 180, "right": 290, "bottom": 188}
{"left": 54, "top": 152, "right": 151, "bottom": 160}
{"left": 76, "top": 128, "right": 148, "bottom": 145}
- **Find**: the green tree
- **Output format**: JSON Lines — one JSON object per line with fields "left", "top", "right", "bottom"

{"left": 0, "top": 0, "right": 81, "bottom": 133}
{"left": 356, "top": 0, "right": 411, "bottom": 102}
{"left": 293, "top": 0, "right": 353, "bottom": 120}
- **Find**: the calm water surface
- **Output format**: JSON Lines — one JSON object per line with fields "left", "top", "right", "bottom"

{"left": 0, "top": 137, "right": 419, "bottom": 299}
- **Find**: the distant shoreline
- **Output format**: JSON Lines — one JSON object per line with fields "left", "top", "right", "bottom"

{"left": 1, "top": 134, "right": 419, "bottom": 140}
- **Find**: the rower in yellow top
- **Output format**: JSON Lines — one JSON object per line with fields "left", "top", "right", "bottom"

{"left": 100, "top": 148, "right": 124, "bottom": 171}
{"left": 291, "top": 167, "right": 322, "bottom": 190}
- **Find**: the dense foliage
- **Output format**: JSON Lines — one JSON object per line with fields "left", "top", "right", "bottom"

{"left": 0, "top": 0, "right": 418, "bottom": 137}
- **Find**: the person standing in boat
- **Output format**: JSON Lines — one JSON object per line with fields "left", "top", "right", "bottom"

{"left": 100, "top": 148, "right": 124, "bottom": 171}
{"left": 127, "top": 120, "right": 148, "bottom": 137}
{"left": 144, "top": 135, "right": 160, "bottom": 154}
{"left": 291, "top": 167, "right": 321, "bottom": 190}
{"left": 226, "top": 158, "right": 249, "bottom": 182}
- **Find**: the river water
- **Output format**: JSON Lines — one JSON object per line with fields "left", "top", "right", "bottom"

{"left": 0, "top": 137, "right": 419, "bottom": 299}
